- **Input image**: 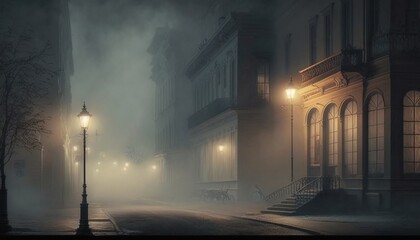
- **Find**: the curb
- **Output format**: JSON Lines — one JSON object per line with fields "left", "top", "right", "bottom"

{"left": 102, "top": 208, "right": 122, "bottom": 235}
{"left": 232, "top": 215, "right": 323, "bottom": 235}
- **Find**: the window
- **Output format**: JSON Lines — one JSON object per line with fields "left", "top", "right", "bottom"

{"left": 284, "top": 33, "right": 291, "bottom": 73}
{"left": 230, "top": 131, "right": 237, "bottom": 180}
{"left": 309, "top": 17, "right": 318, "bottom": 65}
{"left": 368, "top": 94, "right": 385, "bottom": 176}
{"left": 407, "top": 0, "right": 420, "bottom": 32}
{"left": 257, "top": 60, "right": 270, "bottom": 101}
{"left": 223, "top": 64, "right": 227, "bottom": 89}
{"left": 230, "top": 59, "right": 235, "bottom": 100}
{"left": 372, "top": 0, "right": 387, "bottom": 35}
{"left": 343, "top": 100, "right": 358, "bottom": 176}
{"left": 324, "top": 10, "right": 333, "bottom": 57}
{"left": 326, "top": 105, "right": 339, "bottom": 167}
{"left": 341, "top": 0, "right": 353, "bottom": 48}
{"left": 217, "top": 68, "right": 221, "bottom": 98}
{"left": 403, "top": 90, "right": 420, "bottom": 174}
{"left": 309, "top": 109, "right": 321, "bottom": 166}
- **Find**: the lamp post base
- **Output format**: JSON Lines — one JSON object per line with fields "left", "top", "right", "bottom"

{"left": 76, "top": 227, "right": 93, "bottom": 236}
{"left": 0, "top": 188, "right": 12, "bottom": 233}
{"left": 76, "top": 200, "right": 93, "bottom": 236}
{"left": 0, "top": 224, "right": 12, "bottom": 234}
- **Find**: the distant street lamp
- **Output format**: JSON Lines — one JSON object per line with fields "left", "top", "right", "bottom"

{"left": 286, "top": 77, "right": 297, "bottom": 182}
{"left": 218, "top": 145, "right": 225, "bottom": 152}
{"left": 76, "top": 102, "right": 93, "bottom": 235}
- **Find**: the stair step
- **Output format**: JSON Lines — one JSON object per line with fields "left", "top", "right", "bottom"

{"left": 267, "top": 206, "right": 297, "bottom": 211}
{"left": 296, "top": 191, "right": 319, "bottom": 195}
{"left": 277, "top": 202, "right": 297, "bottom": 207}
{"left": 261, "top": 209, "right": 296, "bottom": 216}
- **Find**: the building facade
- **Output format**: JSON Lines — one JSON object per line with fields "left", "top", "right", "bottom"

{"left": 186, "top": 12, "right": 280, "bottom": 201}
{"left": 150, "top": 0, "right": 420, "bottom": 211}
{"left": 148, "top": 27, "right": 196, "bottom": 197}
{"left": 3, "top": 0, "right": 74, "bottom": 207}
{"left": 272, "top": 0, "right": 420, "bottom": 211}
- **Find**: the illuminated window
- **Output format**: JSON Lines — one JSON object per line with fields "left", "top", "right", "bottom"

{"left": 368, "top": 93, "right": 385, "bottom": 176}
{"left": 309, "top": 109, "right": 321, "bottom": 166}
{"left": 343, "top": 100, "right": 358, "bottom": 176}
{"left": 325, "top": 104, "right": 338, "bottom": 167}
{"left": 403, "top": 90, "right": 420, "bottom": 174}
{"left": 257, "top": 60, "right": 270, "bottom": 101}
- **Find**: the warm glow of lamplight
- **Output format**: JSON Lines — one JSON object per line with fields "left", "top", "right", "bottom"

{"left": 123, "top": 167, "right": 127, "bottom": 171}
{"left": 73, "top": 146, "right": 78, "bottom": 151}
{"left": 152, "top": 165, "right": 157, "bottom": 170}
{"left": 75, "top": 162, "right": 79, "bottom": 166}
{"left": 125, "top": 162, "right": 129, "bottom": 167}
{"left": 113, "top": 161, "right": 118, "bottom": 165}
{"left": 78, "top": 103, "right": 92, "bottom": 129}
{"left": 286, "top": 77, "right": 296, "bottom": 99}
{"left": 97, "top": 162, "right": 101, "bottom": 165}
{"left": 95, "top": 169, "right": 99, "bottom": 173}
{"left": 218, "top": 145, "right": 224, "bottom": 152}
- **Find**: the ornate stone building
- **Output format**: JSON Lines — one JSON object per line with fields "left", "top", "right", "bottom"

{"left": 271, "top": 0, "right": 420, "bottom": 212}
{"left": 150, "top": 0, "right": 420, "bottom": 212}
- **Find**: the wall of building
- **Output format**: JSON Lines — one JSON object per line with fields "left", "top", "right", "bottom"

{"left": 2, "top": 0, "right": 73, "bottom": 208}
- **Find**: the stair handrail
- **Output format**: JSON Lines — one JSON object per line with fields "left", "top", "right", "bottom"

{"left": 263, "top": 177, "right": 317, "bottom": 203}
{"left": 294, "top": 176, "right": 341, "bottom": 207}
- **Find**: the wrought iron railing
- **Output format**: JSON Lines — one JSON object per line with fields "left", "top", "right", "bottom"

{"left": 263, "top": 177, "right": 317, "bottom": 204}
{"left": 295, "top": 176, "right": 341, "bottom": 207}
{"left": 299, "top": 49, "right": 363, "bottom": 83}
{"left": 188, "top": 97, "right": 231, "bottom": 128}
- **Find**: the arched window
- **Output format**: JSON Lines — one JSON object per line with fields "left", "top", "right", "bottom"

{"left": 325, "top": 104, "right": 339, "bottom": 168}
{"left": 368, "top": 93, "right": 385, "bottom": 176}
{"left": 403, "top": 90, "right": 420, "bottom": 174}
{"left": 343, "top": 100, "right": 357, "bottom": 176}
{"left": 309, "top": 109, "right": 321, "bottom": 166}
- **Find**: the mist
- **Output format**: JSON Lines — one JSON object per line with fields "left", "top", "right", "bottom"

{"left": 68, "top": 0, "right": 208, "bottom": 204}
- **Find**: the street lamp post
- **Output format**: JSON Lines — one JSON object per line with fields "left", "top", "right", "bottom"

{"left": 286, "top": 77, "right": 297, "bottom": 182}
{"left": 76, "top": 102, "right": 93, "bottom": 236}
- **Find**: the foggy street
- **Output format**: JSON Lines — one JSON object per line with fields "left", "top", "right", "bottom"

{"left": 103, "top": 202, "right": 311, "bottom": 236}
{"left": 2, "top": 0, "right": 420, "bottom": 237}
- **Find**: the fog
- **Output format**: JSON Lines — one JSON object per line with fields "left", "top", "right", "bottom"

{"left": 68, "top": 0, "right": 209, "bottom": 204}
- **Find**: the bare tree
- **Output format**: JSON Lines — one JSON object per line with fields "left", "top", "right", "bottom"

{"left": 0, "top": 24, "right": 55, "bottom": 233}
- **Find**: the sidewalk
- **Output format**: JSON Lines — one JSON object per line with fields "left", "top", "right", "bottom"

{"left": 153, "top": 197, "right": 420, "bottom": 236}
{"left": 4, "top": 203, "right": 119, "bottom": 236}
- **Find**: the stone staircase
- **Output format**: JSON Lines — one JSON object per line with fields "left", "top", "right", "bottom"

{"left": 261, "top": 195, "right": 298, "bottom": 215}
{"left": 262, "top": 191, "right": 320, "bottom": 215}
{"left": 261, "top": 177, "right": 341, "bottom": 215}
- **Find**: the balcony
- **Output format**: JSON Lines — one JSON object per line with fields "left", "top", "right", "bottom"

{"left": 371, "top": 32, "right": 420, "bottom": 58}
{"left": 299, "top": 49, "right": 363, "bottom": 84}
{"left": 188, "top": 98, "right": 232, "bottom": 129}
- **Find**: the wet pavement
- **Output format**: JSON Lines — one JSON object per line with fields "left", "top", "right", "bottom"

{"left": 142, "top": 197, "right": 420, "bottom": 236}
{"left": 2, "top": 197, "right": 420, "bottom": 236}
